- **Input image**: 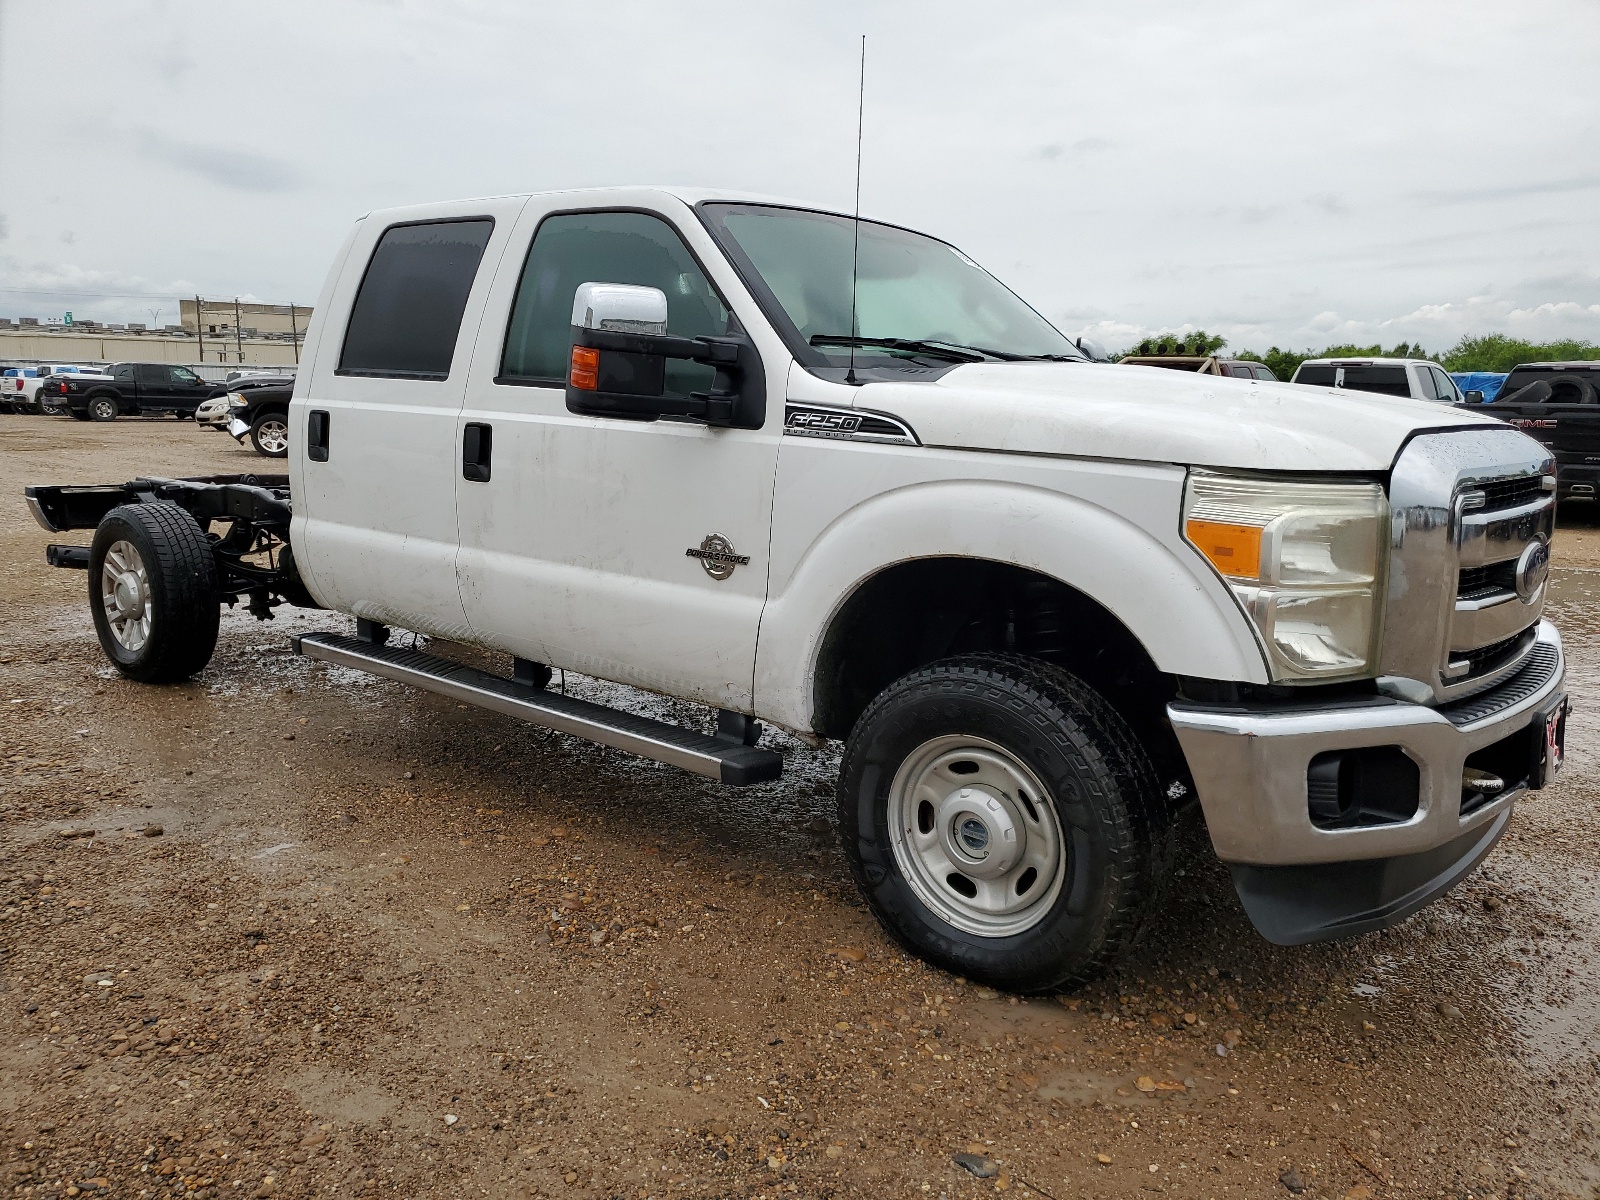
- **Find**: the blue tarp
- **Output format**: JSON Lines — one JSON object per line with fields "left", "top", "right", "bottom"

{"left": 1451, "top": 372, "right": 1508, "bottom": 402}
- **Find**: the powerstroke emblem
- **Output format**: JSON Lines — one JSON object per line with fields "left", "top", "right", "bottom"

{"left": 687, "top": 533, "right": 750, "bottom": 581}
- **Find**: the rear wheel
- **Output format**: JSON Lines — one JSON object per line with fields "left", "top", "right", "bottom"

{"left": 838, "top": 654, "right": 1170, "bottom": 993}
{"left": 249, "top": 410, "right": 290, "bottom": 457}
{"left": 88, "top": 396, "right": 118, "bottom": 422}
{"left": 89, "top": 503, "right": 220, "bottom": 683}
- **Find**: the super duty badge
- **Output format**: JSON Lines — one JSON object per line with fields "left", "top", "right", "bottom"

{"left": 783, "top": 403, "right": 918, "bottom": 446}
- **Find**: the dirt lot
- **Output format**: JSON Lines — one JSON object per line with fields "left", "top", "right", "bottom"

{"left": 2, "top": 415, "right": 1598, "bottom": 1200}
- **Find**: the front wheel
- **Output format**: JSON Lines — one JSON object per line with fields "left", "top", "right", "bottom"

{"left": 89, "top": 503, "right": 220, "bottom": 682}
{"left": 249, "top": 410, "right": 289, "bottom": 457}
{"left": 88, "top": 396, "right": 118, "bottom": 422}
{"left": 838, "top": 654, "right": 1170, "bottom": 993}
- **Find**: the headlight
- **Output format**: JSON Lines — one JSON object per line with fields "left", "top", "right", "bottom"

{"left": 1183, "top": 471, "right": 1387, "bottom": 681}
{"left": 227, "top": 392, "right": 249, "bottom": 407}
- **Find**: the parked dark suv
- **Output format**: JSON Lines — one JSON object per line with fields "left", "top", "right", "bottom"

{"left": 43, "top": 363, "right": 215, "bottom": 421}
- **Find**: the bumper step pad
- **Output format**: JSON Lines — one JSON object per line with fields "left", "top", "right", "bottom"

{"left": 292, "top": 632, "right": 783, "bottom": 786}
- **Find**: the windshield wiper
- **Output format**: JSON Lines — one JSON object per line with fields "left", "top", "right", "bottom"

{"left": 809, "top": 335, "right": 992, "bottom": 363}
{"left": 810, "top": 335, "right": 1084, "bottom": 364}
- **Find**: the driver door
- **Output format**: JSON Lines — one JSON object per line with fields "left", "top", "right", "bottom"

{"left": 453, "top": 200, "right": 784, "bottom": 711}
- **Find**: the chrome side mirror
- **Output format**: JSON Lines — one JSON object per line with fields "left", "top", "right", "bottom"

{"left": 1075, "top": 336, "right": 1109, "bottom": 362}
{"left": 571, "top": 282, "right": 668, "bottom": 335}
{"left": 1464, "top": 390, "right": 1485, "bottom": 405}
{"left": 565, "top": 281, "right": 765, "bottom": 430}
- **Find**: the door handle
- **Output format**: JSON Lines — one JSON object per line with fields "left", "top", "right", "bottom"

{"left": 307, "top": 410, "right": 330, "bottom": 462}
{"left": 463, "top": 422, "right": 492, "bottom": 482}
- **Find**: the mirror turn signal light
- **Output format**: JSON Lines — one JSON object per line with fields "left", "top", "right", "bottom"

{"left": 569, "top": 346, "right": 600, "bottom": 391}
{"left": 1186, "top": 518, "right": 1262, "bottom": 580}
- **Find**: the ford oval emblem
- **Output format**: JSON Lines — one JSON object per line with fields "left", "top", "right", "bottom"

{"left": 1515, "top": 539, "right": 1550, "bottom": 602}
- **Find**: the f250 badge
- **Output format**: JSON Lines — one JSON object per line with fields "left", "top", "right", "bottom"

{"left": 686, "top": 533, "right": 750, "bottom": 581}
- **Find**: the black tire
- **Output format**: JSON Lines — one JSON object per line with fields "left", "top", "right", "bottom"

{"left": 837, "top": 654, "right": 1170, "bottom": 994}
{"left": 249, "top": 409, "right": 290, "bottom": 458}
{"left": 88, "top": 503, "right": 220, "bottom": 683}
{"left": 1549, "top": 377, "right": 1596, "bottom": 406}
{"left": 87, "top": 395, "right": 118, "bottom": 422}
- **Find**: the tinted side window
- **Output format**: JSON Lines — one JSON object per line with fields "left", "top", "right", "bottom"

{"left": 172, "top": 367, "right": 202, "bottom": 386}
{"left": 339, "top": 218, "right": 494, "bottom": 380}
{"left": 500, "top": 211, "right": 731, "bottom": 397}
{"left": 1254, "top": 365, "right": 1278, "bottom": 380}
{"left": 112, "top": 364, "right": 136, "bottom": 384}
{"left": 1295, "top": 364, "right": 1336, "bottom": 386}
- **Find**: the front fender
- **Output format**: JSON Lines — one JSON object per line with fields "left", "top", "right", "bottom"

{"left": 754, "top": 469, "right": 1268, "bottom": 734}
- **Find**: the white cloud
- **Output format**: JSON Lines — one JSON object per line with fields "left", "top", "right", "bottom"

{"left": 0, "top": 0, "right": 1594, "bottom": 343}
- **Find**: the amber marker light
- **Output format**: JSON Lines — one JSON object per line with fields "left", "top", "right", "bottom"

{"left": 1185, "top": 518, "right": 1262, "bottom": 580}
{"left": 569, "top": 346, "right": 600, "bottom": 391}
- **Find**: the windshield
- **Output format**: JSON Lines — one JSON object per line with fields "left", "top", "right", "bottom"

{"left": 700, "top": 203, "right": 1079, "bottom": 375}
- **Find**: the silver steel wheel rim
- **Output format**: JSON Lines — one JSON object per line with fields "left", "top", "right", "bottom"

{"left": 93, "top": 399, "right": 115, "bottom": 419}
{"left": 887, "top": 734, "right": 1067, "bottom": 937}
{"left": 101, "top": 540, "right": 152, "bottom": 652}
{"left": 256, "top": 419, "right": 288, "bottom": 453}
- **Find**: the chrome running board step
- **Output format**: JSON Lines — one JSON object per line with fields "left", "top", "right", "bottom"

{"left": 291, "top": 632, "right": 783, "bottom": 786}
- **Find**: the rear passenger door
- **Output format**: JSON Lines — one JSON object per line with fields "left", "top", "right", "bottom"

{"left": 135, "top": 363, "right": 168, "bottom": 406}
{"left": 290, "top": 203, "right": 526, "bottom": 637}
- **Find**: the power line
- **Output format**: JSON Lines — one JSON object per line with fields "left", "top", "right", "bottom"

{"left": 0, "top": 286, "right": 285, "bottom": 301}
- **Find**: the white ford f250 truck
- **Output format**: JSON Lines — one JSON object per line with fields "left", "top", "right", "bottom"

{"left": 26, "top": 187, "right": 1568, "bottom": 993}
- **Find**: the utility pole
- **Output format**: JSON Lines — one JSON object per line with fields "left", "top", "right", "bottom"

{"left": 234, "top": 297, "right": 244, "bottom": 364}
{"left": 288, "top": 302, "right": 300, "bottom": 365}
{"left": 195, "top": 295, "right": 205, "bottom": 363}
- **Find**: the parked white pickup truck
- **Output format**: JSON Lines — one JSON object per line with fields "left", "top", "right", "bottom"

{"left": 26, "top": 187, "right": 1568, "bottom": 992}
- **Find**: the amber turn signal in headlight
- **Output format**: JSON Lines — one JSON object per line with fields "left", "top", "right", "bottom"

{"left": 1185, "top": 518, "right": 1262, "bottom": 580}
{"left": 1183, "top": 471, "right": 1387, "bottom": 681}
{"left": 569, "top": 345, "right": 599, "bottom": 391}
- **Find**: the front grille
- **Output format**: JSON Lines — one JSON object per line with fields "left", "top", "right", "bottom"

{"left": 1474, "top": 476, "right": 1547, "bottom": 513}
{"left": 1441, "top": 641, "right": 1558, "bottom": 726}
{"left": 1457, "top": 560, "right": 1518, "bottom": 602}
{"left": 1454, "top": 628, "right": 1536, "bottom": 682}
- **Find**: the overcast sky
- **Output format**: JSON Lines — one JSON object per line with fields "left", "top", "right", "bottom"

{"left": 1, "top": 0, "right": 1597, "bottom": 354}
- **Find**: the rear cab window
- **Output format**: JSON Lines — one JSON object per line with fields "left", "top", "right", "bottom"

{"left": 339, "top": 219, "right": 496, "bottom": 380}
{"left": 1502, "top": 367, "right": 1600, "bottom": 406}
{"left": 1295, "top": 363, "right": 1411, "bottom": 397}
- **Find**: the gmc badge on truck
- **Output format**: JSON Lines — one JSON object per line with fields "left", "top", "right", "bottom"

{"left": 686, "top": 534, "right": 751, "bottom": 580}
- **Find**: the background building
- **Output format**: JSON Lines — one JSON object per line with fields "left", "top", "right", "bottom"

{"left": 0, "top": 298, "right": 314, "bottom": 367}
{"left": 179, "top": 299, "right": 311, "bottom": 340}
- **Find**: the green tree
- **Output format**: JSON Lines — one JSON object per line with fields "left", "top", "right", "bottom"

{"left": 1439, "top": 333, "right": 1600, "bottom": 373}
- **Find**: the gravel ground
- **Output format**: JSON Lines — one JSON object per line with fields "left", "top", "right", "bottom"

{"left": 2, "top": 414, "right": 1598, "bottom": 1200}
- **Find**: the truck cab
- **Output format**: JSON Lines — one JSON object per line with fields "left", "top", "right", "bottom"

{"left": 26, "top": 187, "right": 1568, "bottom": 993}
{"left": 1292, "top": 356, "right": 1465, "bottom": 403}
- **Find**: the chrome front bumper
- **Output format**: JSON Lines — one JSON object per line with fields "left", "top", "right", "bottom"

{"left": 1169, "top": 619, "right": 1564, "bottom": 867}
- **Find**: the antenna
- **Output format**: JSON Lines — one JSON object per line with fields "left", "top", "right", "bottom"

{"left": 846, "top": 34, "right": 866, "bottom": 386}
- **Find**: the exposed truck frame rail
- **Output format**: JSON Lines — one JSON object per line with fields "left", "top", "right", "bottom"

{"left": 25, "top": 474, "right": 314, "bottom": 617}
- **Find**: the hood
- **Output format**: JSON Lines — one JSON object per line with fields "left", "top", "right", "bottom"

{"left": 855, "top": 361, "right": 1503, "bottom": 472}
